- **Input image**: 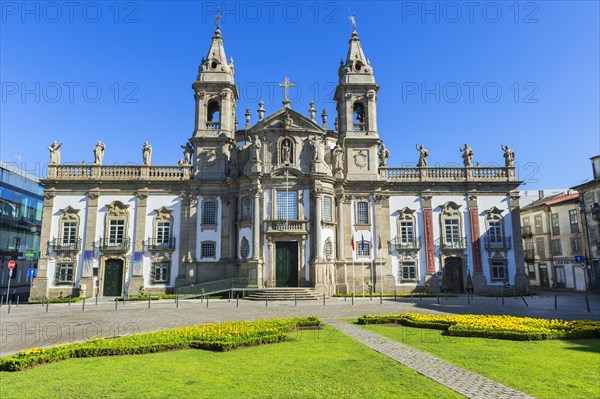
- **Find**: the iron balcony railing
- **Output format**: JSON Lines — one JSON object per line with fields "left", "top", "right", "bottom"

{"left": 523, "top": 249, "right": 535, "bottom": 261}
{"left": 441, "top": 237, "right": 467, "bottom": 250}
{"left": 98, "top": 237, "right": 130, "bottom": 251}
{"left": 522, "top": 226, "right": 532, "bottom": 236}
{"left": 389, "top": 237, "right": 421, "bottom": 251}
{"left": 145, "top": 237, "right": 176, "bottom": 251}
{"left": 484, "top": 236, "right": 512, "bottom": 250}
{"left": 49, "top": 238, "right": 81, "bottom": 252}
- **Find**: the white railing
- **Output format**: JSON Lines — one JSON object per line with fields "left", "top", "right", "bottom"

{"left": 47, "top": 165, "right": 192, "bottom": 181}
{"left": 266, "top": 220, "right": 307, "bottom": 232}
{"left": 382, "top": 167, "right": 515, "bottom": 182}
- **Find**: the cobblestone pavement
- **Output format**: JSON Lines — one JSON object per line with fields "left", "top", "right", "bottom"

{"left": 326, "top": 318, "right": 536, "bottom": 399}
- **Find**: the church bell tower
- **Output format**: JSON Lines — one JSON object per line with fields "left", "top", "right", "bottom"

{"left": 190, "top": 26, "right": 239, "bottom": 180}
{"left": 334, "top": 28, "right": 381, "bottom": 180}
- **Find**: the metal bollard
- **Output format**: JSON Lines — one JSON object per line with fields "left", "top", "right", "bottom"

{"left": 206, "top": 296, "right": 209, "bottom": 308}
{"left": 8, "top": 300, "right": 11, "bottom": 314}
{"left": 585, "top": 296, "right": 591, "bottom": 313}
{"left": 266, "top": 291, "right": 268, "bottom": 307}
{"left": 228, "top": 291, "right": 231, "bottom": 303}
{"left": 16, "top": 295, "right": 19, "bottom": 307}
{"left": 554, "top": 295, "right": 557, "bottom": 310}
{"left": 46, "top": 300, "right": 49, "bottom": 313}
{"left": 176, "top": 295, "right": 179, "bottom": 309}
{"left": 295, "top": 294, "right": 297, "bottom": 307}
{"left": 501, "top": 294, "right": 505, "bottom": 306}
{"left": 236, "top": 294, "right": 239, "bottom": 308}
{"left": 410, "top": 293, "right": 413, "bottom": 304}
{"left": 521, "top": 296, "right": 529, "bottom": 307}
{"left": 95, "top": 294, "right": 98, "bottom": 306}
{"left": 115, "top": 299, "right": 118, "bottom": 310}
{"left": 352, "top": 292, "right": 354, "bottom": 305}
{"left": 323, "top": 293, "right": 326, "bottom": 306}
{"left": 394, "top": 290, "right": 397, "bottom": 302}
{"left": 437, "top": 293, "right": 440, "bottom": 304}
{"left": 82, "top": 298, "right": 86, "bottom": 311}
{"left": 379, "top": 292, "right": 383, "bottom": 305}
{"left": 370, "top": 290, "right": 373, "bottom": 302}
{"left": 467, "top": 294, "right": 471, "bottom": 305}
{"left": 148, "top": 294, "right": 151, "bottom": 309}
{"left": 68, "top": 297, "right": 71, "bottom": 307}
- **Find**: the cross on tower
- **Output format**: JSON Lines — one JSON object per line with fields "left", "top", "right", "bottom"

{"left": 279, "top": 77, "right": 295, "bottom": 108}
{"left": 213, "top": 9, "right": 223, "bottom": 27}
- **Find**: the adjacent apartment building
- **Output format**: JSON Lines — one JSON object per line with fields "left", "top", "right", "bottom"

{"left": 0, "top": 161, "right": 44, "bottom": 301}
{"left": 572, "top": 156, "right": 600, "bottom": 290}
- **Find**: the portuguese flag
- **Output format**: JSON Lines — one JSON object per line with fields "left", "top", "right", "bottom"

{"left": 351, "top": 235, "right": 355, "bottom": 252}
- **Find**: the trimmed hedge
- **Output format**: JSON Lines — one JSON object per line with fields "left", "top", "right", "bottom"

{"left": 358, "top": 313, "right": 600, "bottom": 341}
{"left": 29, "top": 297, "right": 89, "bottom": 304}
{"left": 1, "top": 316, "right": 321, "bottom": 372}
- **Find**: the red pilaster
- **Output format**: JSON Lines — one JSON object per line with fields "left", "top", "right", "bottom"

{"left": 469, "top": 208, "right": 483, "bottom": 272}
{"left": 423, "top": 208, "right": 436, "bottom": 273}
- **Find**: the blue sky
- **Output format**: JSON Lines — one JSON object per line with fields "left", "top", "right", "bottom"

{"left": 1, "top": 1, "right": 598, "bottom": 189}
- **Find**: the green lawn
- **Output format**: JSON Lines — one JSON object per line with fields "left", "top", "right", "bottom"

{"left": 0, "top": 326, "right": 463, "bottom": 399}
{"left": 360, "top": 324, "right": 600, "bottom": 399}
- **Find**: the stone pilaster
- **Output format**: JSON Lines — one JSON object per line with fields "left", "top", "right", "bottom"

{"left": 510, "top": 190, "right": 529, "bottom": 294}
{"left": 252, "top": 188, "right": 261, "bottom": 260}
{"left": 30, "top": 189, "right": 55, "bottom": 299}
{"left": 78, "top": 189, "right": 100, "bottom": 297}
{"left": 468, "top": 192, "right": 487, "bottom": 293}
{"left": 335, "top": 193, "right": 348, "bottom": 293}
{"left": 374, "top": 194, "right": 395, "bottom": 292}
{"left": 129, "top": 190, "right": 148, "bottom": 294}
{"left": 421, "top": 191, "right": 440, "bottom": 292}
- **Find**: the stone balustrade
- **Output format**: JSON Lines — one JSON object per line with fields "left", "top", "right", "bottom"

{"left": 382, "top": 166, "right": 516, "bottom": 182}
{"left": 46, "top": 164, "right": 192, "bottom": 181}
{"left": 266, "top": 219, "right": 307, "bottom": 232}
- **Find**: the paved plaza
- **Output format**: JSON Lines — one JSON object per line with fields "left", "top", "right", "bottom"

{"left": 1, "top": 292, "right": 598, "bottom": 398}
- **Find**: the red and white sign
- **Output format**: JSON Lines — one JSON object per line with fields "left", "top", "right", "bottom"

{"left": 7, "top": 260, "right": 16, "bottom": 270}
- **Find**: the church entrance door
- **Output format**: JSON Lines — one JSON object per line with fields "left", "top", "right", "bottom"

{"left": 104, "top": 259, "right": 123, "bottom": 296}
{"left": 276, "top": 242, "right": 298, "bottom": 287}
{"left": 443, "top": 257, "right": 464, "bottom": 293}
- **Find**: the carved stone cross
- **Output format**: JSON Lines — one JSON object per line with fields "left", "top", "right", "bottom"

{"left": 279, "top": 77, "right": 295, "bottom": 108}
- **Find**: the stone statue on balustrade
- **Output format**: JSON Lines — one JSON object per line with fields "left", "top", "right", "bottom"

{"left": 228, "top": 141, "right": 241, "bottom": 177}
{"left": 416, "top": 144, "right": 429, "bottom": 167}
{"left": 251, "top": 135, "right": 262, "bottom": 163}
{"left": 460, "top": 143, "right": 474, "bottom": 167}
{"left": 378, "top": 143, "right": 390, "bottom": 167}
{"left": 93, "top": 141, "right": 106, "bottom": 165}
{"left": 142, "top": 141, "right": 152, "bottom": 166}
{"left": 48, "top": 141, "right": 62, "bottom": 164}
{"left": 180, "top": 141, "right": 194, "bottom": 165}
{"left": 501, "top": 144, "right": 515, "bottom": 167}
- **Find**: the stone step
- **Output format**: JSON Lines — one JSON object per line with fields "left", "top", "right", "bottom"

{"left": 244, "top": 288, "right": 323, "bottom": 301}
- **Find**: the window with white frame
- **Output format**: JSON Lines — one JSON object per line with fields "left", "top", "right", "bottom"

{"left": 569, "top": 209, "right": 579, "bottom": 233}
{"left": 240, "top": 197, "right": 252, "bottom": 222}
{"left": 490, "top": 260, "right": 508, "bottom": 281}
{"left": 444, "top": 219, "right": 461, "bottom": 246}
{"left": 400, "top": 260, "right": 417, "bottom": 281}
{"left": 56, "top": 263, "right": 74, "bottom": 284}
{"left": 277, "top": 190, "right": 297, "bottom": 220}
{"left": 400, "top": 221, "right": 415, "bottom": 244}
{"left": 551, "top": 239, "right": 562, "bottom": 256}
{"left": 356, "top": 201, "right": 369, "bottom": 225}
{"left": 323, "top": 196, "right": 333, "bottom": 222}
{"left": 62, "top": 222, "right": 77, "bottom": 246}
{"left": 203, "top": 201, "right": 217, "bottom": 225}
{"left": 156, "top": 221, "right": 171, "bottom": 244}
{"left": 551, "top": 213, "right": 560, "bottom": 236}
{"left": 536, "top": 237, "right": 545, "bottom": 255}
{"left": 488, "top": 221, "right": 503, "bottom": 244}
{"left": 109, "top": 220, "right": 125, "bottom": 244}
{"left": 152, "top": 262, "right": 170, "bottom": 283}
{"left": 534, "top": 215, "right": 543, "bottom": 230}
{"left": 357, "top": 241, "right": 371, "bottom": 257}
{"left": 201, "top": 242, "right": 216, "bottom": 259}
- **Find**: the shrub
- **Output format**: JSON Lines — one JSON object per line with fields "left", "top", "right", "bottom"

{"left": 358, "top": 313, "right": 600, "bottom": 341}
{"left": 0, "top": 317, "right": 321, "bottom": 372}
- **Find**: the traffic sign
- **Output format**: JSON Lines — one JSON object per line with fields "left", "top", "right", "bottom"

{"left": 7, "top": 260, "right": 15, "bottom": 270}
{"left": 574, "top": 256, "right": 584, "bottom": 263}
{"left": 28, "top": 268, "right": 37, "bottom": 277}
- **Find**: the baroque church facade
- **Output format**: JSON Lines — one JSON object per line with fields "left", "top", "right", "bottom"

{"left": 32, "top": 26, "right": 527, "bottom": 298}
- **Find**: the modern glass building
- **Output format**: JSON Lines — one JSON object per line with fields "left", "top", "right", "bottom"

{"left": 0, "top": 160, "right": 43, "bottom": 301}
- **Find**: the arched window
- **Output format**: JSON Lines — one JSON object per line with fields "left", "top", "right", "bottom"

{"left": 353, "top": 102, "right": 366, "bottom": 131}
{"left": 484, "top": 207, "right": 510, "bottom": 251}
{"left": 104, "top": 201, "right": 130, "bottom": 250}
{"left": 440, "top": 202, "right": 464, "bottom": 250}
{"left": 207, "top": 100, "right": 220, "bottom": 130}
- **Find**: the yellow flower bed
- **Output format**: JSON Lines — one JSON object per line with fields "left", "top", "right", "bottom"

{"left": 358, "top": 313, "right": 600, "bottom": 341}
{"left": 1, "top": 316, "right": 321, "bottom": 372}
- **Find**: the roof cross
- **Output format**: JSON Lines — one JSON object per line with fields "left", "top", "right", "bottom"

{"left": 279, "top": 77, "right": 295, "bottom": 108}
